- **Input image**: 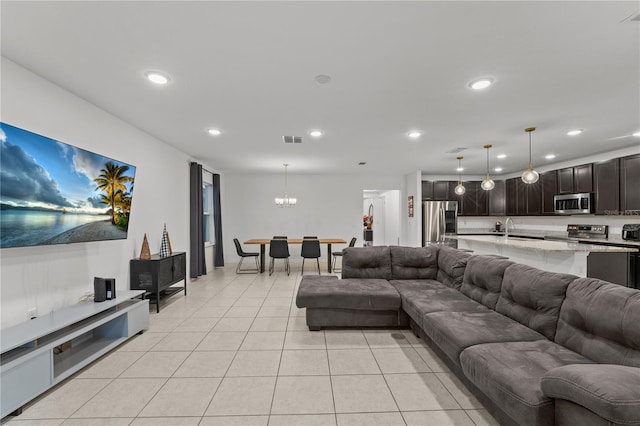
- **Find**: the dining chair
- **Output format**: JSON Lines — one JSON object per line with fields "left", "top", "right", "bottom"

{"left": 273, "top": 236, "right": 288, "bottom": 239}
{"left": 303, "top": 236, "right": 317, "bottom": 239}
{"left": 332, "top": 237, "right": 357, "bottom": 273}
{"left": 269, "top": 238, "right": 290, "bottom": 276}
{"left": 301, "top": 238, "right": 321, "bottom": 275}
{"left": 233, "top": 238, "right": 260, "bottom": 274}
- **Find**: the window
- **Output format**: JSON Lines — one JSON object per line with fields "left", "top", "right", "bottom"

{"left": 203, "top": 183, "right": 215, "bottom": 245}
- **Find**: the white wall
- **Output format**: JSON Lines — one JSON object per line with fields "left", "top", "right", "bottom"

{"left": 221, "top": 174, "right": 405, "bottom": 259}
{"left": 402, "top": 171, "right": 422, "bottom": 247}
{"left": 382, "top": 190, "right": 401, "bottom": 246}
{"left": 0, "top": 59, "right": 209, "bottom": 328}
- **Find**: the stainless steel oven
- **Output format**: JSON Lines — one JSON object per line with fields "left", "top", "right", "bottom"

{"left": 554, "top": 193, "right": 593, "bottom": 215}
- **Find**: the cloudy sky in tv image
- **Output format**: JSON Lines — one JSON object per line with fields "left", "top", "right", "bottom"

{"left": 0, "top": 122, "right": 136, "bottom": 214}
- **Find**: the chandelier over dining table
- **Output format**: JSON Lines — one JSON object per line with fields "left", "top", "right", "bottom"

{"left": 275, "top": 163, "right": 297, "bottom": 207}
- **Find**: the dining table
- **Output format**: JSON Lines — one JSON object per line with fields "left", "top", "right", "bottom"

{"left": 243, "top": 238, "right": 347, "bottom": 273}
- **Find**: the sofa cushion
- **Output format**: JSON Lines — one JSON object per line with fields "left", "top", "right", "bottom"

{"left": 541, "top": 364, "right": 640, "bottom": 425}
{"left": 555, "top": 277, "right": 640, "bottom": 367}
{"left": 496, "top": 264, "right": 576, "bottom": 340}
{"left": 296, "top": 277, "right": 400, "bottom": 311}
{"left": 423, "top": 311, "right": 546, "bottom": 365}
{"left": 342, "top": 246, "right": 392, "bottom": 280}
{"left": 460, "top": 340, "right": 593, "bottom": 426}
{"left": 389, "top": 246, "right": 439, "bottom": 280}
{"left": 400, "top": 286, "right": 490, "bottom": 324}
{"left": 460, "top": 255, "right": 514, "bottom": 310}
{"left": 436, "top": 246, "right": 471, "bottom": 290}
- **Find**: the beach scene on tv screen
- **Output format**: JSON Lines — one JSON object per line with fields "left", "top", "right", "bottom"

{"left": 0, "top": 122, "right": 136, "bottom": 248}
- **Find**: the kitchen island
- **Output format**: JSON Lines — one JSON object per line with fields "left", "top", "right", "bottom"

{"left": 453, "top": 234, "right": 637, "bottom": 277}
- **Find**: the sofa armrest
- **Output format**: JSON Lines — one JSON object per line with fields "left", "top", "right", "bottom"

{"left": 541, "top": 364, "right": 640, "bottom": 425}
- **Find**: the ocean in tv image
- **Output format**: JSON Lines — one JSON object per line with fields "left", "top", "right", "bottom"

{"left": 0, "top": 122, "right": 136, "bottom": 248}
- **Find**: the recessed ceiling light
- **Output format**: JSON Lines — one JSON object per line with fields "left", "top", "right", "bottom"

{"left": 145, "top": 71, "right": 170, "bottom": 85}
{"left": 308, "top": 129, "right": 323, "bottom": 138}
{"left": 567, "top": 129, "right": 583, "bottom": 136}
{"left": 314, "top": 75, "right": 331, "bottom": 84}
{"left": 497, "top": 154, "right": 507, "bottom": 159}
{"left": 207, "top": 128, "right": 222, "bottom": 136}
{"left": 456, "top": 167, "right": 464, "bottom": 172}
{"left": 469, "top": 77, "right": 494, "bottom": 90}
{"left": 545, "top": 154, "right": 557, "bottom": 160}
{"left": 633, "top": 131, "right": 640, "bottom": 137}
{"left": 407, "top": 131, "right": 422, "bottom": 139}
{"left": 494, "top": 167, "right": 503, "bottom": 172}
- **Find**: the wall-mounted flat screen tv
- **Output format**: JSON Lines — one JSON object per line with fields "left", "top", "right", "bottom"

{"left": 1, "top": 122, "right": 136, "bottom": 248}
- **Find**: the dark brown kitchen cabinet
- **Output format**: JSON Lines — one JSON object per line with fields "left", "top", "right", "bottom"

{"left": 593, "top": 158, "right": 620, "bottom": 215}
{"left": 422, "top": 181, "right": 434, "bottom": 200}
{"left": 525, "top": 180, "right": 542, "bottom": 215}
{"left": 558, "top": 164, "right": 593, "bottom": 194}
{"left": 541, "top": 170, "right": 557, "bottom": 215}
{"left": 506, "top": 178, "right": 518, "bottom": 216}
{"left": 489, "top": 180, "right": 506, "bottom": 216}
{"left": 620, "top": 154, "right": 640, "bottom": 213}
{"left": 455, "top": 181, "right": 488, "bottom": 216}
{"left": 422, "top": 180, "right": 452, "bottom": 201}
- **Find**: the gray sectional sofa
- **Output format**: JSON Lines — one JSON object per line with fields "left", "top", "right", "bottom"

{"left": 295, "top": 245, "right": 640, "bottom": 426}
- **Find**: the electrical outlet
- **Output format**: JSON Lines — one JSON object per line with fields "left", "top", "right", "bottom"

{"left": 27, "top": 307, "right": 37, "bottom": 319}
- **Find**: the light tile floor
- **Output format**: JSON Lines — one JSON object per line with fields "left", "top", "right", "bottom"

{"left": 2, "top": 262, "right": 499, "bottom": 426}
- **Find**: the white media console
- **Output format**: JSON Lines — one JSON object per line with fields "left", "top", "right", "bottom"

{"left": 0, "top": 290, "right": 149, "bottom": 418}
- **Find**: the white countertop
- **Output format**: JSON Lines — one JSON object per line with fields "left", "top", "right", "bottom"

{"left": 457, "top": 228, "right": 640, "bottom": 248}
{"left": 452, "top": 235, "right": 638, "bottom": 253}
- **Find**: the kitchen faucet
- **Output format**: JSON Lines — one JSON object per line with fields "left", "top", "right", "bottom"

{"left": 505, "top": 217, "right": 515, "bottom": 238}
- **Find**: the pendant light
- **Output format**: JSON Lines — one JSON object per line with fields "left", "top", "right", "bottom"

{"left": 274, "top": 163, "right": 297, "bottom": 207}
{"left": 521, "top": 127, "right": 539, "bottom": 184}
{"left": 481, "top": 144, "right": 495, "bottom": 191}
{"left": 454, "top": 156, "right": 466, "bottom": 195}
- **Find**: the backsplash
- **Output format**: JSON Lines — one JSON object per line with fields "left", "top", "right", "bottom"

{"left": 458, "top": 215, "right": 639, "bottom": 239}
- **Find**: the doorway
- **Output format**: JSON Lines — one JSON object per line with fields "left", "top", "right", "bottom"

{"left": 362, "top": 189, "right": 401, "bottom": 246}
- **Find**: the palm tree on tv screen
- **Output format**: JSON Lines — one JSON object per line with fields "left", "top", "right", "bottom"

{"left": 94, "top": 162, "right": 133, "bottom": 225}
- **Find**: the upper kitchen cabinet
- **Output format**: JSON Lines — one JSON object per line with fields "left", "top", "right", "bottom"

{"left": 558, "top": 164, "right": 593, "bottom": 194}
{"left": 506, "top": 178, "right": 518, "bottom": 216}
{"left": 593, "top": 158, "right": 620, "bottom": 215}
{"left": 489, "top": 180, "right": 506, "bottom": 216}
{"left": 620, "top": 154, "right": 640, "bottom": 213}
{"left": 421, "top": 180, "right": 452, "bottom": 201}
{"left": 541, "top": 170, "right": 557, "bottom": 215}
{"left": 455, "top": 181, "right": 488, "bottom": 216}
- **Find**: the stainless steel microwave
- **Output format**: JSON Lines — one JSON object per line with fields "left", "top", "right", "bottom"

{"left": 554, "top": 193, "right": 593, "bottom": 214}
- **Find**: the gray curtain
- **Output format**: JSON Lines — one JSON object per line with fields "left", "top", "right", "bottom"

{"left": 189, "top": 162, "right": 206, "bottom": 278}
{"left": 213, "top": 173, "right": 224, "bottom": 267}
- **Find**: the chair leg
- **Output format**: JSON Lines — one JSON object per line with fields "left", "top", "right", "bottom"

{"left": 236, "top": 257, "right": 244, "bottom": 274}
{"left": 255, "top": 256, "right": 260, "bottom": 271}
{"left": 286, "top": 258, "right": 290, "bottom": 275}
{"left": 269, "top": 257, "right": 274, "bottom": 276}
{"left": 301, "top": 258, "right": 305, "bottom": 275}
{"left": 316, "top": 258, "right": 320, "bottom": 275}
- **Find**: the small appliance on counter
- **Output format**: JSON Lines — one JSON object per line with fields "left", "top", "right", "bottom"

{"left": 622, "top": 224, "right": 640, "bottom": 241}
{"left": 495, "top": 222, "right": 502, "bottom": 232}
{"left": 566, "top": 224, "right": 608, "bottom": 239}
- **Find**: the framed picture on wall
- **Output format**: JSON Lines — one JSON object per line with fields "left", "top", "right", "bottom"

{"left": 408, "top": 196, "right": 414, "bottom": 217}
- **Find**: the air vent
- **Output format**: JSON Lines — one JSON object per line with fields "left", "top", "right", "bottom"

{"left": 283, "top": 136, "right": 302, "bottom": 144}
{"left": 620, "top": 12, "right": 640, "bottom": 23}
{"left": 358, "top": 162, "right": 367, "bottom": 166}
{"left": 445, "top": 147, "right": 467, "bottom": 154}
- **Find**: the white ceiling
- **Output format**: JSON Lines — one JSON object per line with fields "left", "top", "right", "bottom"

{"left": 2, "top": 1, "right": 639, "bottom": 177}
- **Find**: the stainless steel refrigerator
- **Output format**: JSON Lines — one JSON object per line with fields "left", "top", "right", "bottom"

{"left": 422, "top": 201, "right": 458, "bottom": 246}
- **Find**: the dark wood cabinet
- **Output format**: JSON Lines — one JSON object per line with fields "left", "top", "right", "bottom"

{"left": 506, "top": 178, "right": 518, "bottom": 216}
{"left": 434, "top": 181, "right": 450, "bottom": 201}
{"left": 558, "top": 164, "right": 593, "bottom": 194}
{"left": 422, "top": 180, "right": 451, "bottom": 201}
{"left": 575, "top": 164, "right": 593, "bottom": 193}
{"left": 525, "top": 180, "right": 542, "bottom": 215}
{"left": 593, "top": 158, "right": 620, "bottom": 215}
{"left": 541, "top": 171, "right": 557, "bottom": 215}
{"left": 558, "top": 168, "right": 574, "bottom": 194}
{"left": 489, "top": 180, "right": 506, "bottom": 216}
{"left": 130, "top": 252, "right": 187, "bottom": 313}
{"left": 620, "top": 154, "right": 640, "bottom": 213}
{"left": 421, "top": 181, "right": 434, "bottom": 200}
{"left": 455, "top": 181, "right": 487, "bottom": 216}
